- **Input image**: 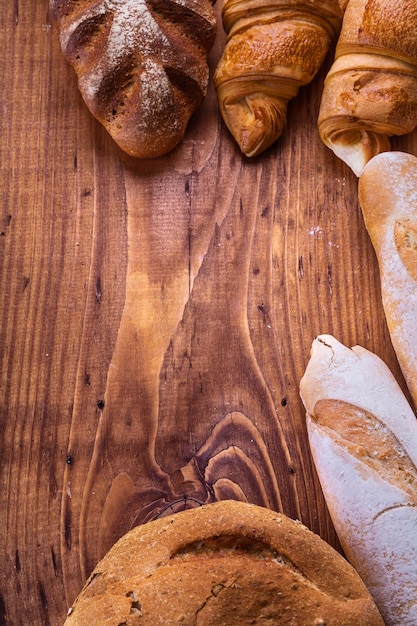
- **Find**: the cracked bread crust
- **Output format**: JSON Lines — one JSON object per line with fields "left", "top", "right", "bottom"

{"left": 64, "top": 500, "right": 383, "bottom": 625}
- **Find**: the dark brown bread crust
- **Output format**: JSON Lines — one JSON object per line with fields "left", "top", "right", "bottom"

{"left": 64, "top": 500, "right": 384, "bottom": 625}
{"left": 50, "top": 0, "right": 216, "bottom": 158}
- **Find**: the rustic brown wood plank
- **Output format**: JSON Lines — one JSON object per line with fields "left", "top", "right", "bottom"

{"left": 1, "top": 1, "right": 416, "bottom": 624}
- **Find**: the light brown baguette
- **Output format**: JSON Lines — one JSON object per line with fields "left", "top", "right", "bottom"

{"left": 300, "top": 334, "right": 417, "bottom": 626}
{"left": 50, "top": 0, "right": 216, "bottom": 158}
{"left": 318, "top": 0, "right": 417, "bottom": 175}
{"left": 213, "top": 0, "right": 346, "bottom": 157}
{"left": 63, "top": 499, "right": 383, "bottom": 625}
{"left": 359, "top": 151, "right": 417, "bottom": 409}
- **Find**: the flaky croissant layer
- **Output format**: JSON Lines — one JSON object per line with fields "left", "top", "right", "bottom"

{"left": 318, "top": 0, "right": 417, "bottom": 175}
{"left": 214, "top": 0, "right": 345, "bottom": 157}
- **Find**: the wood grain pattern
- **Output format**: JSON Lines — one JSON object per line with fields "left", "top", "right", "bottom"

{"left": 1, "top": 1, "right": 416, "bottom": 624}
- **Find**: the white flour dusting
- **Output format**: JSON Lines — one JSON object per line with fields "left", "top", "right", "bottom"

{"left": 59, "top": 0, "right": 213, "bottom": 148}
{"left": 76, "top": 0, "right": 170, "bottom": 100}
{"left": 60, "top": 4, "right": 107, "bottom": 49}
{"left": 139, "top": 58, "right": 179, "bottom": 130}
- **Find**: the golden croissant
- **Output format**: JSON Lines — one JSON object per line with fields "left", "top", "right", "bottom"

{"left": 318, "top": 0, "right": 417, "bottom": 176}
{"left": 214, "top": 0, "right": 346, "bottom": 157}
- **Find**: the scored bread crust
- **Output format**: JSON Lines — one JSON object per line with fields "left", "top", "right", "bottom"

{"left": 358, "top": 151, "right": 417, "bottom": 409}
{"left": 300, "top": 334, "right": 417, "bottom": 626}
{"left": 50, "top": 0, "right": 216, "bottom": 158}
{"left": 64, "top": 500, "right": 383, "bottom": 625}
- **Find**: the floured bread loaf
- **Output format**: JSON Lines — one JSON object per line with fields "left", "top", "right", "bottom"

{"left": 318, "top": 0, "right": 417, "bottom": 175}
{"left": 300, "top": 334, "right": 417, "bottom": 625}
{"left": 64, "top": 500, "right": 383, "bottom": 625}
{"left": 359, "top": 151, "right": 417, "bottom": 408}
{"left": 50, "top": 0, "right": 216, "bottom": 158}
{"left": 214, "top": 0, "right": 346, "bottom": 157}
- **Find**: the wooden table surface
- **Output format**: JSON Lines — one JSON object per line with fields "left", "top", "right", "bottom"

{"left": 2, "top": 2, "right": 416, "bottom": 624}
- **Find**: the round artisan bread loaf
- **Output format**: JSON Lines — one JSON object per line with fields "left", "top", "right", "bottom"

{"left": 64, "top": 500, "right": 383, "bottom": 625}
{"left": 50, "top": 0, "right": 216, "bottom": 158}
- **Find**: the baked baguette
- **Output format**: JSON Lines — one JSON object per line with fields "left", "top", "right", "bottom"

{"left": 64, "top": 500, "right": 383, "bottom": 625}
{"left": 50, "top": 0, "right": 216, "bottom": 158}
{"left": 213, "top": 0, "right": 346, "bottom": 157}
{"left": 318, "top": 0, "right": 417, "bottom": 176}
{"left": 300, "top": 334, "right": 417, "bottom": 626}
{"left": 359, "top": 151, "right": 417, "bottom": 409}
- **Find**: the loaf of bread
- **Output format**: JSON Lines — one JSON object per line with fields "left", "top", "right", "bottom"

{"left": 64, "top": 500, "right": 383, "bottom": 625}
{"left": 50, "top": 0, "right": 216, "bottom": 158}
{"left": 213, "top": 0, "right": 346, "bottom": 157}
{"left": 318, "top": 0, "right": 417, "bottom": 175}
{"left": 300, "top": 334, "right": 417, "bottom": 625}
{"left": 359, "top": 151, "right": 417, "bottom": 409}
